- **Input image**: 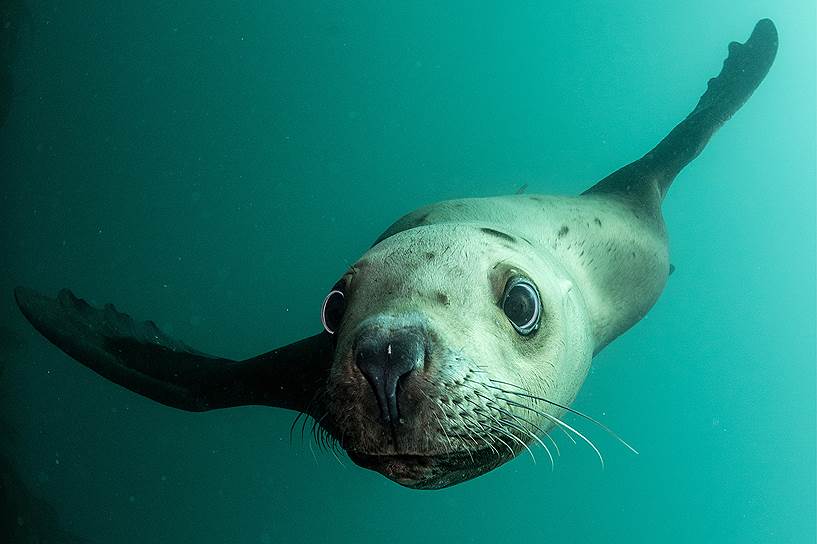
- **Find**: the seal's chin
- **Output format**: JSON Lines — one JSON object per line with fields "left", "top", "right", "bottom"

{"left": 348, "top": 449, "right": 502, "bottom": 490}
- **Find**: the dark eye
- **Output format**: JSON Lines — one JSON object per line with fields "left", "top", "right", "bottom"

{"left": 501, "top": 277, "right": 541, "bottom": 335}
{"left": 321, "top": 289, "right": 346, "bottom": 335}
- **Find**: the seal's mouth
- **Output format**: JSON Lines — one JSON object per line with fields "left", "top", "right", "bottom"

{"left": 348, "top": 449, "right": 504, "bottom": 489}
{"left": 349, "top": 453, "right": 434, "bottom": 483}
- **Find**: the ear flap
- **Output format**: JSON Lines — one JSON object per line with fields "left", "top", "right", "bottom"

{"left": 14, "top": 287, "right": 333, "bottom": 415}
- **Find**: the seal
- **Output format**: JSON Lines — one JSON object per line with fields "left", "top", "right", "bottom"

{"left": 14, "top": 19, "right": 777, "bottom": 489}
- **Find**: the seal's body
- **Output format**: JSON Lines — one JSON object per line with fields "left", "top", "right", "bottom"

{"left": 14, "top": 20, "right": 778, "bottom": 489}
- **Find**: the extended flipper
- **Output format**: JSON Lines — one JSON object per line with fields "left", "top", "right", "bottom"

{"left": 13, "top": 287, "right": 333, "bottom": 414}
{"left": 584, "top": 19, "right": 778, "bottom": 208}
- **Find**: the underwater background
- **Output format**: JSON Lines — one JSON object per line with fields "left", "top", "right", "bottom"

{"left": 1, "top": 1, "right": 814, "bottom": 543}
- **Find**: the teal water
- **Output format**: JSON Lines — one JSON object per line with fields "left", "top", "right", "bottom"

{"left": 1, "top": 1, "right": 814, "bottom": 543}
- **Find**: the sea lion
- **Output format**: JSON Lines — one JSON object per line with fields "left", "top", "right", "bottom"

{"left": 14, "top": 19, "right": 777, "bottom": 489}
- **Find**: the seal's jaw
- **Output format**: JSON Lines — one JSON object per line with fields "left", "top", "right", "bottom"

{"left": 348, "top": 450, "right": 506, "bottom": 490}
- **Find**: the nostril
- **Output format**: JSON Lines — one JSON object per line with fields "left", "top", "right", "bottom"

{"left": 354, "top": 329, "right": 425, "bottom": 426}
{"left": 355, "top": 343, "right": 391, "bottom": 424}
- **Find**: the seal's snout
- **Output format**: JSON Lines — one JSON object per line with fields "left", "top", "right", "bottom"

{"left": 354, "top": 326, "right": 425, "bottom": 426}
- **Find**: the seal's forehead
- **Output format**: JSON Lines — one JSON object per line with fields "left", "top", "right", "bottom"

{"left": 364, "top": 223, "right": 526, "bottom": 258}
{"left": 338, "top": 226, "right": 518, "bottom": 319}
{"left": 346, "top": 224, "right": 534, "bottom": 295}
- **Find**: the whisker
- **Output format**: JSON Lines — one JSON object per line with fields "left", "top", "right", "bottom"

{"left": 461, "top": 394, "right": 525, "bottom": 462}
{"left": 556, "top": 425, "right": 578, "bottom": 445}
{"left": 487, "top": 423, "right": 535, "bottom": 463}
{"left": 542, "top": 428, "right": 562, "bottom": 456}
{"left": 323, "top": 426, "right": 337, "bottom": 454}
{"left": 327, "top": 436, "right": 346, "bottom": 468}
{"left": 460, "top": 413, "right": 501, "bottom": 459}
{"left": 449, "top": 418, "right": 482, "bottom": 458}
{"left": 469, "top": 402, "right": 535, "bottom": 463}
{"left": 542, "top": 412, "right": 604, "bottom": 468}
{"left": 434, "top": 411, "right": 455, "bottom": 455}
{"left": 488, "top": 378, "right": 528, "bottom": 391}
{"left": 482, "top": 382, "right": 638, "bottom": 455}
{"left": 307, "top": 436, "right": 319, "bottom": 466}
{"left": 497, "top": 396, "right": 605, "bottom": 468}
{"left": 289, "top": 412, "right": 304, "bottom": 447}
{"left": 472, "top": 393, "right": 555, "bottom": 470}
{"left": 442, "top": 410, "right": 473, "bottom": 463}
{"left": 300, "top": 409, "right": 312, "bottom": 444}
{"left": 498, "top": 417, "right": 554, "bottom": 471}
{"left": 311, "top": 416, "right": 323, "bottom": 452}
{"left": 294, "top": 389, "right": 324, "bottom": 447}
{"left": 493, "top": 394, "right": 578, "bottom": 450}
{"left": 481, "top": 421, "right": 514, "bottom": 457}
{"left": 338, "top": 411, "right": 353, "bottom": 450}
{"left": 311, "top": 412, "right": 331, "bottom": 453}
{"left": 468, "top": 387, "right": 561, "bottom": 458}
{"left": 462, "top": 414, "right": 501, "bottom": 458}
{"left": 418, "top": 389, "right": 454, "bottom": 455}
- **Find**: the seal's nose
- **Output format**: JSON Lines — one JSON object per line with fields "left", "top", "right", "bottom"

{"left": 355, "top": 327, "right": 425, "bottom": 426}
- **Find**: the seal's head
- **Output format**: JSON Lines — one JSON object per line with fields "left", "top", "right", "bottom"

{"left": 320, "top": 224, "right": 594, "bottom": 489}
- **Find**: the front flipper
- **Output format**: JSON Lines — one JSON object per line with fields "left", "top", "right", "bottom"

{"left": 584, "top": 19, "right": 778, "bottom": 206}
{"left": 14, "top": 287, "right": 333, "bottom": 414}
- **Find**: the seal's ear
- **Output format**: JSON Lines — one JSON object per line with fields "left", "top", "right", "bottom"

{"left": 13, "top": 287, "right": 333, "bottom": 415}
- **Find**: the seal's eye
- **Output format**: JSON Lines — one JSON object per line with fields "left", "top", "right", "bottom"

{"left": 502, "top": 278, "right": 541, "bottom": 335}
{"left": 321, "top": 289, "right": 346, "bottom": 335}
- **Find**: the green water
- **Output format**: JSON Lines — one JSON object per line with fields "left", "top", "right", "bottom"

{"left": 1, "top": 1, "right": 814, "bottom": 542}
